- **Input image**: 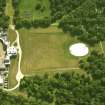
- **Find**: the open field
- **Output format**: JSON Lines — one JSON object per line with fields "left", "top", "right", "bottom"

{"left": 5, "top": 0, "right": 14, "bottom": 24}
{"left": 18, "top": 0, "right": 51, "bottom": 20}
{"left": 19, "top": 26, "right": 83, "bottom": 75}
{"left": 5, "top": 0, "right": 14, "bottom": 17}
{"left": 8, "top": 56, "right": 18, "bottom": 88}
{"left": 8, "top": 29, "right": 16, "bottom": 44}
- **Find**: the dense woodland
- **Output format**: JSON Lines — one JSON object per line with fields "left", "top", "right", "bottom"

{"left": 0, "top": 89, "right": 48, "bottom": 105}
{"left": 58, "top": 0, "right": 105, "bottom": 45}
{"left": 19, "top": 51, "right": 105, "bottom": 105}
{"left": 50, "top": 0, "right": 85, "bottom": 21}
{"left": 0, "top": 0, "right": 9, "bottom": 29}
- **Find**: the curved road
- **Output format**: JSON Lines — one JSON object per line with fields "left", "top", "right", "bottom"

{"left": 3, "top": 25, "right": 24, "bottom": 91}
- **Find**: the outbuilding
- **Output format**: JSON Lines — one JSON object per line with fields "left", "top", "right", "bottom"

{"left": 0, "top": 75, "right": 4, "bottom": 85}
{"left": 7, "top": 46, "right": 17, "bottom": 57}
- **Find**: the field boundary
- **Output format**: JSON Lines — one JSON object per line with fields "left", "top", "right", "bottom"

{"left": 25, "top": 67, "right": 84, "bottom": 76}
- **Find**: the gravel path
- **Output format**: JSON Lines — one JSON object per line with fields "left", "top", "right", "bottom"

{"left": 3, "top": 25, "right": 24, "bottom": 91}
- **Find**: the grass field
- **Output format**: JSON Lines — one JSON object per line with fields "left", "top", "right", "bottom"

{"left": 18, "top": 0, "right": 51, "bottom": 20}
{"left": 8, "top": 26, "right": 103, "bottom": 88}
{"left": 8, "top": 57, "right": 18, "bottom": 88}
{"left": 5, "top": 0, "right": 14, "bottom": 24}
{"left": 8, "top": 29, "right": 16, "bottom": 44}
{"left": 19, "top": 26, "right": 84, "bottom": 75}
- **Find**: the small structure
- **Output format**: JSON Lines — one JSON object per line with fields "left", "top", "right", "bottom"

{"left": 0, "top": 75, "right": 3, "bottom": 85}
{"left": 4, "top": 56, "right": 10, "bottom": 65}
{"left": 5, "top": 41, "right": 10, "bottom": 46}
{"left": 69, "top": 43, "right": 89, "bottom": 57}
{"left": 0, "top": 61, "right": 6, "bottom": 70}
{"left": 7, "top": 46, "right": 17, "bottom": 57}
{"left": 0, "top": 31, "right": 4, "bottom": 36}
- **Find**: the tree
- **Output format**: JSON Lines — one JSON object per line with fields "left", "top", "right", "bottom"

{"left": 35, "top": 3, "right": 41, "bottom": 10}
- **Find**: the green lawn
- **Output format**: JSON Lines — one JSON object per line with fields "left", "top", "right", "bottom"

{"left": 19, "top": 26, "right": 84, "bottom": 75}
{"left": 5, "top": 0, "right": 14, "bottom": 24}
{"left": 5, "top": 0, "right": 14, "bottom": 16}
{"left": 8, "top": 57, "right": 18, "bottom": 88}
{"left": 8, "top": 29, "right": 16, "bottom": 44}
{"left": 18, "top": 0, "right": 51, "bottom": 20}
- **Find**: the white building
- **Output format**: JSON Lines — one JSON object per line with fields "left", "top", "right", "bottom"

{"left": 7, "top": 46, "right": 17, "bottom": 57}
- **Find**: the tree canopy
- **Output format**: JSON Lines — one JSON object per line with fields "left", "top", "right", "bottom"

{"left": 0, "top": 0, "right": 9, "bottom": 29}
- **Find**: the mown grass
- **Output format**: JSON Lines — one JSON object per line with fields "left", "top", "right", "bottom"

{"left": 19, "top": 26, "right": 82, "bottom": 75}
{"left": 5, "top": 0, "right": 14, "bottom": 24}
{"left": 18, "top": 0, "right": 51, "bottom": 20}
{"left": 8, "top": 29, "right": 16, "bottom": 44}
{"left": 8, "top": 56, "right": 18, "bottom": 88}
{"left": 5, "top": 0, "right": 14, "bottom": 16}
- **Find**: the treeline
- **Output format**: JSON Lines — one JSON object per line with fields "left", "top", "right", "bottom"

{"left": 0, "top": 89, "right": 49, "bottom": 105}
{"left": 12, "top": 0, "right": 51, "bottom": 29}
{"left": 0, "top": 0, "right": 9, "bottom": 29}
{"left": 14, "top": 18, "right": 51, "bottom": 29}
{"left": 12, "top": 0, "right": 87, "bottom": 29}
{"left": 19, "top": 51, "right": 105, "bottom": 105}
